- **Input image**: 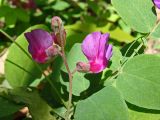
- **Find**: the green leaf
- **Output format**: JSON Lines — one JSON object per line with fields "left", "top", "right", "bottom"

{"left": 0, "top": 74, "right": 5, "bottom": 84}
{"left": 65, "top": 29, "right": 87, "bottom": 51}
{"left": 60, "top": 71, "right": 90, "bottom": 96}
{"left": 52, "top": 1, "right": 70, "bottom": 11}
{"left": 128, "top": 103, "right": 160, "bottom": 120}
{"left": 15, "top": 8, "right": 30, "bottom": 22}
{"left": 0, "top": 97, "right": 23, "bottom": 117}
{"left": 112, "top": 0, "right": 156, "bottom": 33}
{"left": 110, "top": 47, "right": 122, "bottom": 71}
{"left": 87, "top": 1, "right": 100, "bottom": 15}
{"left": 5, "top": 11, "right": 17, "bottom": 26}
{"left": 8, "top": 88, "right": 56, "bottom": 120}
{"left": 116, "top": 54, "right": 160, "bottom": 110}
{"left": 74, "top": 85, "right": 129, "bottom": 120}
{"left": 5, "top": 25, "right": 49, "bottom": 87}
{"left": 62, "top": 43, "right": 87, "bottom": 72}
{"left": 61, "top": 44, "right": 89, "bottom": 96}
{"left": 129, "top": 109, "right": 160, "bottom": 120}
{"left": 65, "top": 21, "right": 134, "bottom": 43}
{"left": 0, "top": 6, "right": 29, "bottom": 26}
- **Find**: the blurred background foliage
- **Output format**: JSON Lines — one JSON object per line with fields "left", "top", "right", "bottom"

{"left": 0, "top": 0, "right": 137, "bottom": 54}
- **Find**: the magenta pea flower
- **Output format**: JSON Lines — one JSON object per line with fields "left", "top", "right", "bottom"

{"left": 24, "top": 29, "right": 57, "bottom": 63}
{"left": 153, "top": 0, "right": 160, "bottom": 9}
{"left": 81, "top": 32, "right": 112, "bottom": 73}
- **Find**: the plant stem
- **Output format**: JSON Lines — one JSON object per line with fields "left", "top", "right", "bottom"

{"left": 56, "top": 19, "right": 73, "bottom": 120}
{"left": 0, "top": 29, "right": 67, "bottom": 108}
{"left": 61, "top": 48, "right": 73, "bottom": 120}
{"left": 0, "top": 29, "right": 13, "bottom": 41}
{"left": 106, "top": 37, "right": 145, "bottom": 85}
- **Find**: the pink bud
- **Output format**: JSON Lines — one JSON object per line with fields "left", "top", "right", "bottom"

{"left": 51, "top": 16, "right": 63, "bottom": 33}
{"left": 51, "top": 16, "right": 66, "bottom": 47}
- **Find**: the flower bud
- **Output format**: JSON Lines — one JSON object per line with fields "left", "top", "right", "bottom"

{"left": 51, "top": 16, "right": 63, "bottom": 33}
{"left": 76, "top": 62, "right": 90, "bottom": 73}
{"left": 51, "top": 16, "right": 66, "bottom": 47}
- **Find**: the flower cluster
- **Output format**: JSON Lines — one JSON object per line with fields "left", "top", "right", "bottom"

{"left": 24, "top": 16, "right": 112, "bottom": 73}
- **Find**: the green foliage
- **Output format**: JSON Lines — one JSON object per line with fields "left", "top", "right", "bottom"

{"left": 0, "top": 96, "right": 23, "bottom": 118}
{"left": 62, "top": 43, "right": 87, "bottom": 72}
{"left": 0, "top": 87, "right": 56, "bottom": 120}
{"left": 5, "top": 25, "right": 48, "bottom": 87}
{"left": 116, "top": 55, "right": 160, "bottom": 110}
{"left": 109, "top": 47, "right": 122, "bottom": 71}
{"left": 51, "top": 1, "right": 70, "bottom": 11}
{"left": 112, "top": 0, "right": 156, "bottom": 33}
{"left": 65, "top": 21, "right": 134, "bottom": 44}
{"left": 74, "top": 85, "right": 129, "bottom": 120}
{"left": 129, "top": 109, "right": 160, "bottom": 120}
{"left": 150, "top": 23, "right": 160, "bottom": 40}
{"left": 10, "top": 88, "right": 56, "bottom": 120}
{"left": 0, "top": 6, "right": 29, "bottom": 26}
{"left": 61, "top": 44, "right": 89, "bottom": 96}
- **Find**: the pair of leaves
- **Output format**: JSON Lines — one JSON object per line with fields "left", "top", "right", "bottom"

{"left": 116, "top": 54, "right": 160, "bottom": 110}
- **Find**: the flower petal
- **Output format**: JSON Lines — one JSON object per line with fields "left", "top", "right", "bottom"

{"left": 24, "top": 29, "right": 53, "bottom": 63}
{"left": 153, "top": 0, "right": 160, "bottom": 9}
{"left": 89, "top": 61, "right": 106, "bottom": 73}
{"left": 81, "top": 32, "right": 101, "bottom": 61}
{"left": 106, "top": 44, "right": 113, "bottom": 60}
{"left": 97, "top": 33, "right": 110, "bottom": 59}
{"left": 81, "top": 32, "right": 112, "bottom": 73}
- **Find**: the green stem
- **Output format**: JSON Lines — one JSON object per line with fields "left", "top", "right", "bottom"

{"left": 106, "top": 38, "right": 145, "bottom": 85}
{"left": 61, "top": 48, "right": 73, "bottom": 120}
{"left": 56, "top": 20, "right": 72, "bottom": 120}
{"left": 0, "top": 29, "right": 13, "bottom": 41}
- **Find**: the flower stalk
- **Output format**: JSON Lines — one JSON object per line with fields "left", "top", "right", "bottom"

{"left": 52, "top": 16, "right": 73, "bottom": 120}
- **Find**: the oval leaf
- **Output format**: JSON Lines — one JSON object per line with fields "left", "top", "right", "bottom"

{"left": 74, "top": 85, "right": 129, "bottom": 120}
{"left": 112, "top": 0, "right": 156, "bottom": 33}
{"left": 116, "top": 54, "right": 160, "bottom": 110}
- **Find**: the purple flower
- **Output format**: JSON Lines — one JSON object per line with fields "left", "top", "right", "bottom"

{"left": 81, "top": 32, "right": 112, "bottom": 73}
{"left": 24, "top": 29, "right": 56, "bottom": 63}
{"left": 153, "top": 0, "right": 160, "bottom": 9}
